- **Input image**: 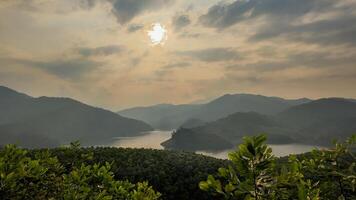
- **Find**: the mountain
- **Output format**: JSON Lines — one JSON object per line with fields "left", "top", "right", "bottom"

{"left": 276, "top": 98, "right": 356, "bottom": 145}
{"left": 161, "top": 128, "right": 233, "bottom": 151}
{"left": 180, "top": 118, "right": 206, "bottom": 129}
{"left": 191, "top": 94, "right": 310, "bottom": 122}
{"left": 118, "top": 94, "right": 311, "bottom": 130}
{"left": 0, "top": 86, "right": 153, "bottom": 148}
{"left": 162, "top": 98, "right": 356, "bottom": 151}
{"left": 161, "top": 112, "right": 295, "bottom": 151}
{"left": 118, "top": 104, "right": 201, "bottom": 130}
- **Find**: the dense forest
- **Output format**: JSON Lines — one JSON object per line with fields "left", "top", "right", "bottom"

{"left": 1, "top": 135, "right": 355, "bottom": 199}
{"left": 0, "top": 142, "right": 227, "bottom": 200}
{"left": 1, "top": 0, "right": 356, "bottom": 199}
{"left": 163, "top": 99, "right": 356, "bottom": 151}
{"left": 0, "top": 86, "right": 153, "bottom": 148}
{"left": 118, "top": 94, "right": 311, "bottom": 130}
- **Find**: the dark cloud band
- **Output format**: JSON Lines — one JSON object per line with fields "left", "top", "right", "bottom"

{"left": 199, "top": 0, "right": 356, "bottom": 46}
{"left": 176, "top": 48, "right": 239, "bottom": 62}
{"left": 76, "top": 45, "right": 124, "bottom": 57}
{"left": 172, "top": 14, "right": 191, "bottom": 31}
{"left": 110, "top": 0, "right": 175, "bottom": 25}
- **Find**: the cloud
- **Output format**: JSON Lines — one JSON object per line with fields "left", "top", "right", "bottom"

{"left": 76, "top": 45, "right": 124, "bottom": 57}
{"left": 178, "top": 32, "right": 201, "bottom": 38}
{"left": 199, "top": 0, "right": 335, "bottom": 29}
{"left": 109, "top": 0, "right": 175, "bottom": 25}
{"left": 226, "top": 51, "right": 356, "bottom": 72}
{"left": 199, "top": 0, "right": 254, "bottom": 29}
{"left": 35, "top": 59, "right": 102, "bottom": 79}
{"left": 172, "top": 14, "right": 191, "bottom": 31}
{"left": 0, "top": 57, "right": 102, "bottom": 80}
{"left": 78, "top": 0, "right": 97, "bottom": 10}
{"left": 162, "top": 62, "right": 191, "bottom": 68}
{"left": 250, "top": 15, "right": 356, "bottom": 46}
{"left": 127, "top": 23, "right": 144, "bottom": 32}
{"left": 199, "top": 0, "right": 356, "bottom": 46}
{"left": 176, "top": 48, "right": 239, "bottom": 62}
{"left": 130, "top": 57, "right": 141, "bottom": 66}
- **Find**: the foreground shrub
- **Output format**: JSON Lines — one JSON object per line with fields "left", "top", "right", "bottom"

{"left": 199, "top": 135, "right": 355, "bottom": 200}
{"left": 0, "top": 144, "right": 160, "bottom": 200}
{"left": 33, "top": 147, "right": 228, "bottom": 200}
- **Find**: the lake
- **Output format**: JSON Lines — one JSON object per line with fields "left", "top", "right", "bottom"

{"left": 110, "top": 130, "right": 172, "bottom": 149}
{"left": 109, "top": 130, "right": 323, "bottom": 159}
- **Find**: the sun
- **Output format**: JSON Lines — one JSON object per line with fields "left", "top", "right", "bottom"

{"left": 147, "top": 23, "right": 167, "bottom": 46}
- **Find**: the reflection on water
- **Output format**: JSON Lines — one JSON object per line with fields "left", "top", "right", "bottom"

{"left": 110, "top": 131, "right": 323, "bottom": 159}
{"left": 110, "top": 130, "right": 172, "bottom": 149}
{"left": 197, "top": 144, "right": 322, "bottom": 159}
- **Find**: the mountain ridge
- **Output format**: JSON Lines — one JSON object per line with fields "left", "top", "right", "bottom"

{"left": 162, "top": 98, "right": 356, "bottom": 151}
{"left": 0, "top": 86, "right": 153, "bottom": 148}
{"left": 118, "top": 93, "right": 312, "bottom": 130}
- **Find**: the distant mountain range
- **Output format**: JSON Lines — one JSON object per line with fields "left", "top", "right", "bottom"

{"left": 0, "top": 86, "right": 152, "bottom": 148}
{"left": 162, "top": 98, "right": 356, "bottom": 151}
{"left": 118, "top": 94, "right": 311, "bottom": 130}
{"left": 2, "top": 85, "right": 355, "bottom": 151}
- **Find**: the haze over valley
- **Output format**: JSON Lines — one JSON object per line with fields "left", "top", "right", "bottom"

{"left": 1, "top": 1, "right": 356, "bottom": 199}
{"left": 1, "top": 85, "right": 355, "bottom": 159}
{"left": 1, "top": 0, "right": 355, "bottom": 154}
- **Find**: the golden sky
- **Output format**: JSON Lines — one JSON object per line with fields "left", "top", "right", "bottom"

{"left": 1, "top": 0, "right": 356, "bottom": 110}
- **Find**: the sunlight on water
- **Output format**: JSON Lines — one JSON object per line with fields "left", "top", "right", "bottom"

{"left": 110, "top": 131, "right": 172, "bottom": 149}
{"left": 197, "top": 144, "right": 323, "bottom": 159}
{"left": 110, "top": 131, "right": 324, "bottom": 159}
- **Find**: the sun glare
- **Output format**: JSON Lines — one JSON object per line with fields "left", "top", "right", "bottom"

{"left": 147, "top": 23, "right": 167, "bottom": 46}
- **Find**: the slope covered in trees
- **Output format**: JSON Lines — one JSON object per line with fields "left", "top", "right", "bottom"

{"left": 0, "top": 86, "right": 153, "bottom": 147}
{"left": 277, "top": 98, "right": 356, "bottom": 145}
{"left": 162, "top": 99, "right": 356, "bottom": 151}
{"left": 200, "top": 135, "right": 356, "bottom": 200}
{"left": 26, "top": 146, "right": 229, "bottom": 200}
{"left": 0, "top": 144, "right": 161, "bottom": 200}
{"left": 1, "top": 135, "right": 355, "bottom": 199}
{"left": 118, "top": 94, "right": 310, "bottom": 130}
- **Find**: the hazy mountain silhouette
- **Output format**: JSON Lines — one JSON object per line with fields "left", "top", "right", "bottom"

{"left": 162, "top": 112, "right": 295, "bottom": 151}
{"left": 276, "top": 98, "right": 356, "bottom": 145}
{"left": 180, "top": 118, "right": 206, "bottom": 129}
{"left": 118, "top": 94, "right": 311, "bottom": 130}
{"left": 118, "top": 103, "right": 201, "bottom": 130}
{"left": 162, "top": 98, "right": 356, "bottom": 151}
{"left": 0, "top": 86, "right": 153, "bottom": 148}
{"left": 161, "top": 128, "right": 233, "bottom": 151}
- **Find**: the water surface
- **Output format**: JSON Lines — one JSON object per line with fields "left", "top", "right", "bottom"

{"left": 197, "top": 143, "right": 322, "bottom": 159}
{"left": 110, "top": 130, "right": 171, "bottom": 149}
{"left": 110, "top": 131, "right": 323, "bottom": 159}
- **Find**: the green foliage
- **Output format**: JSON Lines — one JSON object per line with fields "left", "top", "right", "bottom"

{"left": 63, "top": 162, "right": 160, "bottom": 200}
{"left": 1, "top": 135, "right": 354, "bottom": 200}
{"left": 0, "top": 144, "right": 160, "bottom": 200}
{"left": 298, "top": 135, "right": 356, "bottom": 199}
{"left": 32, "top": 147, "right": 227, "bottom": 200}
{"left": 0, "top": 144, "right": 64, "bottom": 199}
{"left": 273, "top": 155, "right": 320, "bottom": 200}
{"left": 200, "top": 134, "right": 356, "bottom": 200}
{"left": 199, "top": 135, "right": 275, "bottom": 199}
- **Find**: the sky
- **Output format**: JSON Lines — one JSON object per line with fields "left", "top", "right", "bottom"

{"left": 0, "top": 0, "right": 356, "bottom": 110}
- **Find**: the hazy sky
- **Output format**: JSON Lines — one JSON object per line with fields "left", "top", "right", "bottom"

{"left": 1, "top": 0, "right": 356, "bottom": 110}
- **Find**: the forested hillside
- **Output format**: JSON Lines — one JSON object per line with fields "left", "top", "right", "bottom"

{"left": 26, "top": 146, "right": 228, "bottom": 200}
{"left": 0, "top": 86, "right": 152, "bottom": 147}
{"left": 163, "top": 98, "right": 356, "bottom": 151}
{"left": 118, "top": 94, "right": 310, "bottom": 130}
{"left": 1, "top": 135, "right": 355, "bottom": 199}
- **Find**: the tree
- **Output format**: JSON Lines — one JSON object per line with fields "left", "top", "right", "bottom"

{"left": 0, "top": 144, "right": 160, "bottom": 200}
{"left": 199, "top": 135, "right": 275, "bottom": 199}
{"left": 199, "top": 134, "right": 321, "bottom": 200}
{"left": 299, "top": 135, "right": 356, "bottom": 199}
{"left": 0, "top": 144, "right": 64, "bottom": 199}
